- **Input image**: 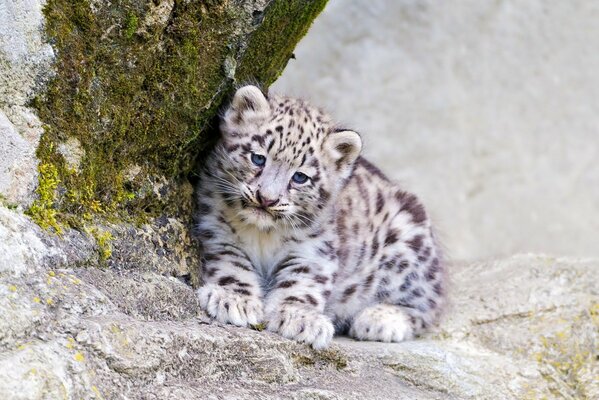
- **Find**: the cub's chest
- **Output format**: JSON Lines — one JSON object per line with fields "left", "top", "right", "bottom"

{"left": 235, "top": 229, "right": 289, "bottom": 277}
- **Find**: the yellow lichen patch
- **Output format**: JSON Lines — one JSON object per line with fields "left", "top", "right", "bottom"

{"left": 33, "top": 297, "right": 41, "bottom": 303}
{"left": 66, "top": 337, "right": 75, "bottom": 349}
{"left": 534, "top": 312, "right": 597, "bottom": 399}
{"left": 590, "top": 302, "right": 599, "bottom": 326}
{"left": 8, "top": 285, "right": 17, "bottom": 292}
{"left": 70, "top": 277, "right": 81, "bottom": 285}
{"left": 46, "top": 298, "right": 54, "bottom": 305}
{"left": 91, "top": 385, "right": 104, "bottom": 400}
{"left": 73, "top": 352, "right": 85, "bottom": 362}
{"left": 48, "top": 271, "right": 56, "bottom": 277}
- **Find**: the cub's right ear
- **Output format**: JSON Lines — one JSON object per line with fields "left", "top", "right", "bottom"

{"left": 224, "top": 85, "right": 271, "bottom": 126}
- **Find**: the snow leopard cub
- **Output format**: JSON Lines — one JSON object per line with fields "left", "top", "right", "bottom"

{"left": 196, "top": 85, "right": 445, "bottom": 349}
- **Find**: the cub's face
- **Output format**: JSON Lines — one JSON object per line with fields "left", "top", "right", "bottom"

{"left": 212, "top": 86, "right": 362, "bottom": 231}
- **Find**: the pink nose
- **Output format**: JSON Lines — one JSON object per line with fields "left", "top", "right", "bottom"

{"left": 256, "top": 190, "right": 279, "bottom": 208}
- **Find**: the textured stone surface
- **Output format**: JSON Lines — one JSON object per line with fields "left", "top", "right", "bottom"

{"left": 0, "top": 0, "right": 53, "bottom": 207}
{"left": 0, "top": 0, "right": 54, "bottom": 108}
{"left": 1, "top": 209, "right": 596, "bottom": 399}
{"left": 273, "top": 0, "right": 599, "bottom": 261}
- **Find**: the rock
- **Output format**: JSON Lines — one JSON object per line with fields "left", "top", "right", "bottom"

{"left": 1, "top": 225, "right": 596, "bottom": 399}
{"left": 0, "top": 0, "right": 55, "bottom": 108}
{"left": 0, "top": 110, "right": 35, "bottom": 207}
{"left": 0, "top": 0, "right": 55, "bottom": 207}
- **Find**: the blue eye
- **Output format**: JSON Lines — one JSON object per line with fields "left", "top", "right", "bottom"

{"left": 292, "top": 171, "right": 309, "bottom": 184}
{"left": 251, "top": 153, "right": 266, "bottom": 166}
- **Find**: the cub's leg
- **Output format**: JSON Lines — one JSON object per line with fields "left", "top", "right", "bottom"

{"left": 265, "top": 251, "right": 336, "bottom": 349}
{"left": 196, "top": 219, "right": 264, "bottom": 326}
{"left": 347, "top": 196, "right": 444, "bottom": 342}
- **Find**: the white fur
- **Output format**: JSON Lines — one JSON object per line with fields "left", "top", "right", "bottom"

{"left": 198, "top": 283, "right": 264, "bottom": 326}
{"left": 266, "top": 304, "right": 334, "bottom": 350}
{"left": 349, "top": 304, "right": 414, "bottom": 342}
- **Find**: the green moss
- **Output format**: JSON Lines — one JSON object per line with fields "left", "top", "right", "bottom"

{"left": 236, "top": 0, "right": 328, "bottom": 86}
{"left": 31, "top": 0, "right": 327, "bottom": 227}
{"left": 124, "top": 12, "right": 138, "bottom": 39}
{"left": 293, "top": 348, "right": 348, "bottom": 371}
{"left": 86, "top": 227, "right": 114, "bottom": 262}
{"left": 26, "top": 162, "right": 63, "bottom": 234}
{"left": 250, "top": 322, "right": 267, "bottom": 332}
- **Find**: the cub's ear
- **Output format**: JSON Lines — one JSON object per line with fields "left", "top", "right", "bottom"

{"left": 225, "top": 85, "right": 270, "bottom": 126}
{"left": 324, "top": 129, "right": 362, "bottom": 170}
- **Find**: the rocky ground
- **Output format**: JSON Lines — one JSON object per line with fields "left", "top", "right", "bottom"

{"left": 1, "top": 207, "right": 597, "bottom": 400}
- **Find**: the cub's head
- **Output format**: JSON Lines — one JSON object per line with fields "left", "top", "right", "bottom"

{"left": 211, "top": 85, "right": 362, "bottom": 231}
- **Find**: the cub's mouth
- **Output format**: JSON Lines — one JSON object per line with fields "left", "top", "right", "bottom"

{"left": 241, "top": 200, "right": 275, "bottom": 217}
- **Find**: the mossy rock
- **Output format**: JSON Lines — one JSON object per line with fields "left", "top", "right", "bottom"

{"left": 29, "top": 0, "right": 327, "bottom": 229}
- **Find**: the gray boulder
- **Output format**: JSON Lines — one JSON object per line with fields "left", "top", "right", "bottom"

{"left": 1, "top": 207, "right": 596, "bottom": 399}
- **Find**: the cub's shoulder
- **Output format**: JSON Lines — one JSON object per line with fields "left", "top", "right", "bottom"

{"left": 353, "top": 157, "right": 390, "bottom": 183}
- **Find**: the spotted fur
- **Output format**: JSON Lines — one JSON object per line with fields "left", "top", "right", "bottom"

{"left": 195, "top": 86, "right": 445, "bottom": 349}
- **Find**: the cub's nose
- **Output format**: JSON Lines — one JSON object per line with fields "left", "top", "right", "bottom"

{"left": 256, "top": 190, "right": 279, "bottom": 208}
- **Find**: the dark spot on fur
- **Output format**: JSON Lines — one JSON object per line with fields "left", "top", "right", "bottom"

{"left": 407, "top": 235, "right": 424, "bottom": 253}
{"left": 397, "top": 260, "right": 409, "bottom": 273}
{"left": 291, "top": 266, "right": 311, "bottom": 274}
{"left": 204, "top": 267, "right": 217, "bottom": 278}
{"left": 197, "top": 229, "right": 214, "bottom": 240}
{"left": 231, "top": 261, "right": 251, "bottom": 271}
{"left": 428, "top": 298, "right": 437, "bottom": 309}
{"left": 384, "top": 230, "right": 399, "bottom": 246}
{"left": 358, "top": 157, "right": 386, "bottom": 179}
{"left": 341, "top": 284, "right": 358, "bottom": 302}
{"left": 305, "top": 294, "right": 318, "bottom": 306}
{"left": 225, "top": 143, "right": 240, "bottom": 152}
{"left": 251, "top": 134, "right": 265, "bottom": 146}
{"left": 396, "top": 191, "right": 427, "bottom": 224}
{"left": 277, "top": 280, "right": 297, "bottom": 289}
{"left": 218, "top": 276, "right": 239, "bottom": 286}
{"left": 375, "top": 190, "right": 384, "bottom": 214}
{"left": 319, "top": 187, "right": 330, "bottom": 203}
{"left": 197, "top": 202, "right": 211, "bottom": 215}
{"left": 284, "top": 296, "right": 305, "bottom": 304}
{"left": 203, "top": 253, "right": 220, "bottom": 262}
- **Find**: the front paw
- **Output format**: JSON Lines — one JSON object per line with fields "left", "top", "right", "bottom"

{"left": 197, "top": 283, "right": 263, "bottom": 327}
{"left": 349, "top": 304, "right": 414, "bottom": 342}
{"left": 266, "top": 305, "right": 334, "bottom": 349}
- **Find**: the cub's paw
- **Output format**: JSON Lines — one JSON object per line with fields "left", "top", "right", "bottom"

{"left": 266, "top": 305, "right": 334, "bottom": 349}
{"left": 349, "top": 304, "right": 414, "bottom": 342}
{"left": 197, "top": 283, "right": 263, "bottom": 327}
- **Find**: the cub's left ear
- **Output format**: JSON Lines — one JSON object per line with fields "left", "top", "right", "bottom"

{"left": 324, "top": 129, "right": 362, "bottom": 170}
